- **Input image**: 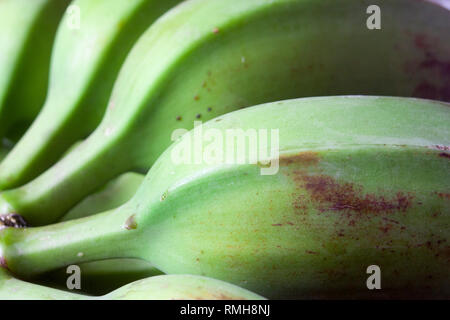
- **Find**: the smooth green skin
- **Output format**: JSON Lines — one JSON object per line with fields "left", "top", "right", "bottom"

{"left": 1, "top": 0, "right": 449, "bottom": 226}
{"left": 0, "top": 0, "right": 70, "bottom": 141}
{"left": 0, "top": 269, "right": 264, "bottom": 300}
{"left": 1, "top": 96, "right": 448, "bottom": 299}
{"left": 62, "top": 172, "right": 145, "bottom": 221}
{"left": 0, "top": 0, "right": 182, "bottom": 190}
{"left": 40, "top": 258, "right": 164, "bottom": 296}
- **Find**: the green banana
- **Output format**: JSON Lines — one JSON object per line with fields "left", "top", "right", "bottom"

{"left": 40, "top": 258, "right": 164, "bottom": 296}
{"left": 0, "top": 268, "right": 83, "bottom": 300}
{"left": 58, "top": 172, "right": 156, "bottom": 295}
{"left": 0, "top": 0, "right": 182, "bottom": 190}
{"left": 0, "top": 0, "right": 70, "bottom": 141}
{"left": 0, "top": 269, "right": 264, "bottom": 300}
{"left": 1, "top": 96, "right": 448, "bottom": 299}
{"left": 1, "top": 0, "right": 449, "bottom": 226}
{"left": 57, "top": 172, "right": 157, "bottom": 295}
{"left": 62, "top": 172, "right": 144, "bottom": 221}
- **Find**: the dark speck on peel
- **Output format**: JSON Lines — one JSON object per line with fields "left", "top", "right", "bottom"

{"left": 176, "top": 116, "right": 182, "bottom": 121}
{"left": 124, "top": 215, "right": 137, "bottom": 230}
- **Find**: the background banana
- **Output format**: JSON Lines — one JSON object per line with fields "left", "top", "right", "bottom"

{"left": 0, "top": 269, "right": 264, "bottom": 300}
{"left": 1, "top": 0, "right": 448, "bottom": 226}
{"left": 1, "top": 96, "right": 448, "bottom": 299}
{"left": 0, "top": 0, "right": 70, "bottom": 141}
{"left": 0, "top": 0, "right": 182, "bottom": 190}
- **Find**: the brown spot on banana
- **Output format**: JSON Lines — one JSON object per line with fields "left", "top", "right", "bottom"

{"left": 124, "top": 215, "right": 137, "bottom": 230}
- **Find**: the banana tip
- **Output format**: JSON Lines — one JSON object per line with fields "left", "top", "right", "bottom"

{"left": 0, "top": 213, "right": 29, "bottom": 229}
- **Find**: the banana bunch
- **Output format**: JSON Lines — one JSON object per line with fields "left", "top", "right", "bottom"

{"left": 0, "top": 0, "right": 183, "bottom": 190}
{"left": 0, "top": 0, "right": 449, "bottom": 300}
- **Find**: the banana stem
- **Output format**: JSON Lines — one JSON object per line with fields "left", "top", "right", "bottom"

{"left": 0, "top": 125, "right": 132, "bottom": 225}
{"left": 0, "top": 206, "right": 138, "bottom": 278}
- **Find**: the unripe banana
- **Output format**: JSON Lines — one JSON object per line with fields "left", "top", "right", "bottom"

{"left": 1, "top": 0, "right": 448, "bottom": 226}
{"left": 62, "top": 172, "right": 144, "bottom": 221}
{"left": 0, "top": 0, "right": 70, "bottom": 141}
{"left": 0, "top": 269, "right": 264, "bottom": 300}
{"left": 56, "top": 172, "right": 158, "bottom": 295}
{"left": 0, "top": 0, "right": 182, "bottom": 190}
{"left": 101, "top": 274, "right": 266, "bottom": 300}
{"left": 1, "top": 96, "right": 448, "bottom": 299}
{"left": 41, "top": 258, "right": 164, "bottom": 296}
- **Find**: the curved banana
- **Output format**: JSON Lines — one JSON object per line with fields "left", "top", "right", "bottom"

{"left": 1, "top": 96, "right": 448, "bottom": 299}
{"left": 0, "top": 0, "right": 182, "bottom": 190}
{"left": 42, "top": 258, "right": 163, "bottom": 296}
{"left": 101, "top": 274, "right": 266, "bottom": 300}
{"left": 62, "top": 172, "right": 144, "bottom": 221}
{"left": 1, "top": 0, "right": 448, "bottom": 226}
{"left": 57, "top": 172, "right": 158, "bottom": 295}
{"left": 0, "top": 269, "right": 264, "bottom": 300}
{"left": 0, "top": 0, "right": 70, "bottom": 141}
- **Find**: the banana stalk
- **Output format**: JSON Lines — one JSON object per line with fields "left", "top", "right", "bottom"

{"left": 0, "top": 0, "right": 70, "bottom": 141}
{"left": 1, "top": 96, "right": 448, "bottom": 299}
{"left": 0, "top": 0, "right": 182, "bottom": 190}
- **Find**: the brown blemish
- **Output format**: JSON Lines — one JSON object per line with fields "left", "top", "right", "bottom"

{"left": 280, "top": 151, "right": 320, "bottom": 166}
{"left": 196, "top": 114, "right": 202, "bottom": 119}
{"left": 293, "top": 173, "right": 414, "bottom": 215}
{"left": 271, "top": 223, "right": 282, "bottom": 227}
{"left": 305, "top": 250, "right": 318, "bottom": 255}
{"left": 194, "top": 95, "right": 200, "bottom": 101}
{"left": 212, "top": 27, "right": 219, "bottom": 34}
{"left": 124, "top": 215, "right": 137, "bottom": 230}
{"left": 436, "top": 192, "right": 450, "bottom": 200}
{"left": 176, "top": 116, "right": 182, "bottom": 121}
